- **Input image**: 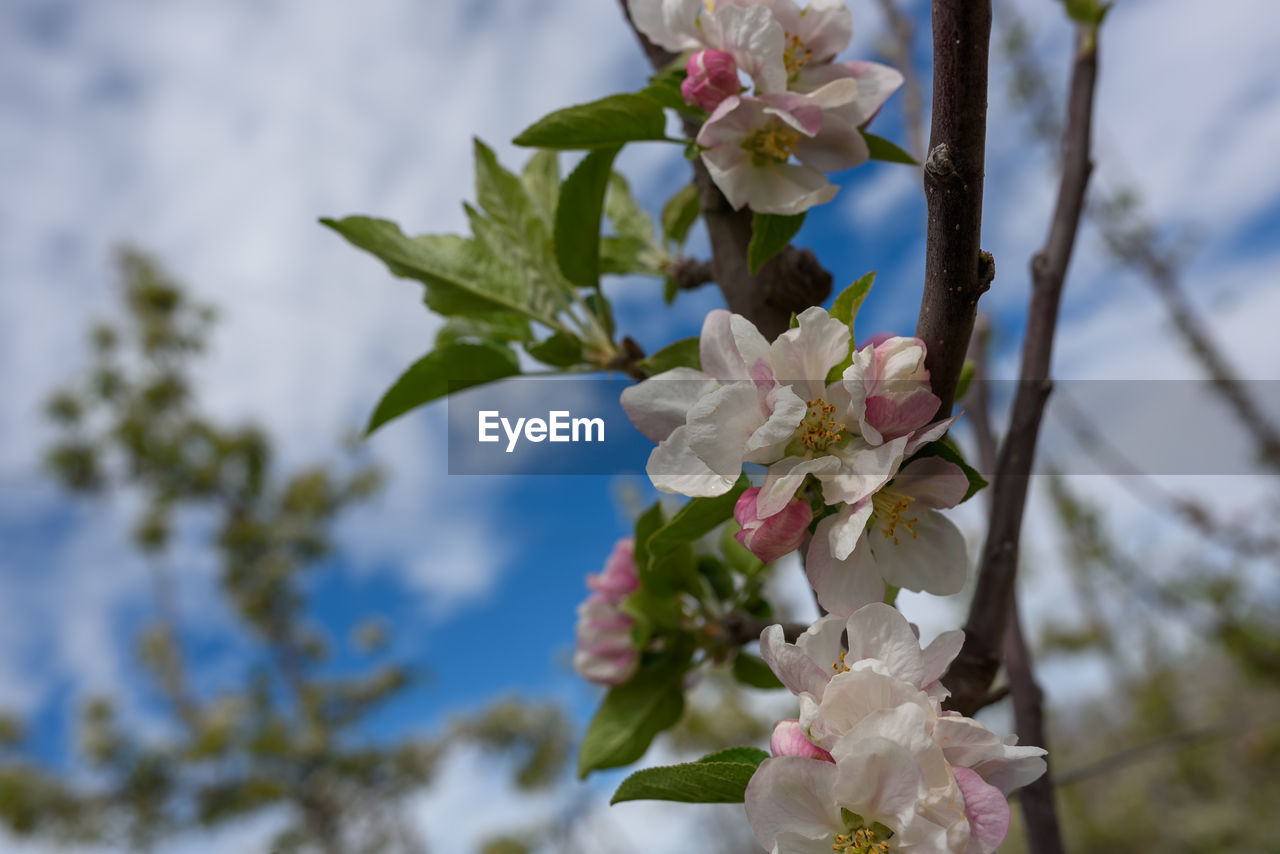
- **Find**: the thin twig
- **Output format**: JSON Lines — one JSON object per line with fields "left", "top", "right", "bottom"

{"left": 915, "top": 0, "right": 995, "bottom": 418}
{"left": 965, "top": 319, "right": 1066, "bottom": 854}
{"left": 1053, "top": 724, "right": 1236, "bottom": 788}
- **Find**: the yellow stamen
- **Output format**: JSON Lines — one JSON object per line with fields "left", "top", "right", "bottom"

{"left": 742, "top": 121, "right": 801, "bottom": 166}
{"left": 799, "top": 397, "right": 846, "bottom": 452}
{"left": 871, "top": 491, "right": 919, "bottom": 546}
{"left": 783, "top": 32, "right": 815, "bottom": 76}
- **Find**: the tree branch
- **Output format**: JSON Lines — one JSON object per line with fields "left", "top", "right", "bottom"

{"left": 914, "top": 0, "right": 995, "bottom": 418}
{"left": 722, "top": 611, "right": 807, "bottom": 646}
{"left": 946, "top": 25, "right": 1100, "bottom": 718}
{"left": 615, "top": 0, "right": 832, "bottom": 340}
{"left": 965, "top": 318, "right": 1067, "bottom": 854}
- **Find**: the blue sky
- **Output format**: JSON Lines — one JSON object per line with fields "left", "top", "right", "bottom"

{"left": 2, "top": 0, "right": 1279, "bottom": 850}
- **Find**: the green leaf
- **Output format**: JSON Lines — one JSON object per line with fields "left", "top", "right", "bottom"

{"left": 720, "top": 524, "right": 764, "bottom": 576}
{"left": 661, "top": 183, "right": 701, "bottom": 247}
{"left": 638, "top": 337, "right": 700, "bottom": 375}
{"left": 955, "top": 359, "right": 976, "bottom": 401}
{"left": 748, "top": 212, "right": 805, "bottom": 275}
{"left": 526, "top": 330, "right": 585, "bottom": 368}
{"left": 366, "top": 342, "right": 520, "bottom": 435}
{"left": 825, "top": 272, "right": 876, "bottom": 384}
{"left": 601, "top": 235, "right": 662, "bottom": 276}
{"left": 732, "top": 653, "right": 785, "bottom": 690}
{"left": 555, "top": 146, "right": 621, "bottom": 291}
{"left": 521, "top": 149, "right": 560, "bottom": 225}
{"left": 474, "top": 139, "right": 540, "bottom": 234}
{"left": 578, "top": 655, "right": 688, "bottom": 777}
{"left": 911, "top": 439, "right": 988, "bottom": 503}
{"left": 829, "top": 272, "right": 876, "bottom": 332}
{"left": 645, "top": 477, "right": 750, "bottom": 570}
{"left": 696, "top": 747, "right": 770, "bottom": 765}
{"left": 860, "top": 130, "right": 918, "bottom": 165}
{"left": 586, "top": 292, "right": 615, "bottom": 339}
{"left": 641, "top": 58, "right": 691, "bottom": 112}
{"left": 633, "top": 501, "right": 666, "bottom": 572}
{"left": 514, "top": 93, "right": 670, "bottom": 150}
{"left": 434, "top": 313, "right": 533, "bottom": 348}
{"left": 607, "top": 173, "right": 656, "bottom": 246}
{"left": 321, "top": 217, "right": 556, "bottom": 325}
{"left": 1058, "top": 0, "right": 1108, "bottom": 24}
{"left": 610, "top": 748, "right": 768, "bottom": 804}
{"left": 697, "top": 555, "right": 736, "bottom": 601}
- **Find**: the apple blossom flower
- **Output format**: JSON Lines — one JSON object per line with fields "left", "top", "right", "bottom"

{"left": 759, "top": 603, "right": 964, "bottom": 707}
{"left": 572, "top": 538, "right": 641, "bottom": 686}
{"left": 734, "top": 486, "right": 813, "bottom": 563}
{"left": 806, "top": 455, "right": 971, "bottom": 616}
{"left": 682, "top": 49, "right": 743, "bottom": 111}
{"left": 628, "top": 1, "right": 789, "bottom": 93}
{"left": 746, "top": 724, "right": 961, "bottom": 854}
{"left": 696, "top": 78, "right": 872, "bottom": 215}
{"left": 930, "top": 715, "right": 1047, "bottom": 797}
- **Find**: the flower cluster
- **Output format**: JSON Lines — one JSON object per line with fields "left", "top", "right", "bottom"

{"left": 628, "top": 0, "right": 903, "bottom": 214}
{"left": 621, "top": 306, "right": 967, "bottom": 616}
{"left": 749, "top": 604, "right": 1047, "bottom": 853}
{"left": 573, "top": 538, "right": 642, "bottom": 686}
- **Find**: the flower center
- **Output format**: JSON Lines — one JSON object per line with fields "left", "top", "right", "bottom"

{"left": 832, "top": 650, "right": 850, "bottom": 674}
{"left": 798, "top": 397, "right": 845, "bottom": 452}
{"left": 871, "top": 490, "right": 918, "bottom": 545}
{"left": 742, "top": 120, "right": 801, "bottom": 165}
{"left": 832, "top": 826, "right": 891, "bottom": 854}
{"left": 784, "top": 33, "right": 815, "bottom": 77}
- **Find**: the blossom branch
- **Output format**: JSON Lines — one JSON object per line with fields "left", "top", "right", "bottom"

{"left": 722, "top": 611, "right": 807, "bottom": 646}
{"left": 946, "top": 25, "right": 1101, "bottom": 717}
{"left": 914, "top": 0, "right": 995, "bottom": 419}
{"left": 615, "top": 0, "right": 833, "bottom": 340}
{"left": 965, "top": 318, "right": 1068, "bottom": 854}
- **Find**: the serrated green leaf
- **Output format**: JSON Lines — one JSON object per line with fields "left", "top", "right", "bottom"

{"left": 732, "top": 653, "right": 785, "bottom": 690}
{"left": 748, "top": 212, "right": 805, "bottom": 275}
{"left": 514, "top": 93, "right": 670, "bottom": 150}
{"left": 825, "top": 271, "right": 876, "bottom": 384}
{"left": 474, "top": 139, "right": 540, "bottom": 232}
{"left": 578, "top": 655, "right": 688, "bottom": 777}
{"left": 366, "top": 342, "right": 520, "bottom": 435}
{"left": 555, "top": 146, "right": 621, "bottom": 291}
{"left": 610, "top": 748, "right": 767, "bottom": 804}
{"left": 521, "top": 149, "right": 560, "bottom": 225}
{"left": 696, "top": 747, "right": 770, "bottom": 765}
{"left": 601, "top": 235, "right": 662, "bottom": 276}
{"left": 607, "top": 172, "right": 656, "bottom": 245}
{"left": 860, "top": 130, "right": 918, "bottom": 165}
{"left": 661, "top": 183, "right": 701, "bottom": 247}
{"left": 645, "top": 477, "right": 750, "bottom": 570}
{"left": 638, "top": 337, "right": 700, "bottom": 375}
{"left": 321, "top": 217, "right": 557, "bottom": 324}
{"left": 911, "top": 439, "right": 988, "bottom": 503}
{"left": 526, "top": 330, "right": 585, "bottom": 368}
{"left": 434, "top": 313, "right": 533, "bottom": 348}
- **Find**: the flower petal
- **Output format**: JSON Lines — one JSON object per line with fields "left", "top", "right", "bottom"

{"left": 895, "top": 455, "right": 970, "bottom": 509}
{"left": 843, "top": 602, "right": 926, "bottom": 687}
{"left": 620, "top": 367, "right": 717, "bottom": 442}
{"left": 744, "top": 757, "right": 843, "bottom": 851}
{"left": 702, "top": 3, "right": 787, "bottom": 94}
{"left": 953, "top": 766, "right": 1011, "bottom": 854}
{"left": 806, "top": 512, "right": 886, "bottom": 617}
{"left": 868, "top": 507, "right": 968, "bottom": 596}
{"left": 769, "top": 305, "right": 852, "bottom": 403}
{"left": 647, "top": 424, "right": 737, "bottom": 496}
{"left": 760, "top": 623, "right": 831, "bottom": 699}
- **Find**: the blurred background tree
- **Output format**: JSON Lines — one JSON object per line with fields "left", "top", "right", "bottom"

{"left": 0, "top": 249, "right": 571, "bottom": 854}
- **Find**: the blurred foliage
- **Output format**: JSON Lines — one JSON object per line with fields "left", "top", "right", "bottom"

{"left": 0, "top": 249, "right": 570, "bottom": 853}
{"left": 998, "top": 476, "right": 1280, "bottom": 852}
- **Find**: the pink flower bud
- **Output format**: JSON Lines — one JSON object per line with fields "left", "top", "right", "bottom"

{"left": 733, "top": 488, "right": 812, "bottom": 564}
{"left": 573, "top": 594, "right": 639, "bottom": 686}
{"left": 586, "top": 538, "right": 639, "bottom": 605}
{"left": 854, "top": 336, "right": 941, "bottom": 443}
{"left": 769, "top": 719, "right": 834, "bottom": 762}
{"left": 681, "top": 49, "right": 741, "bottom": 112}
